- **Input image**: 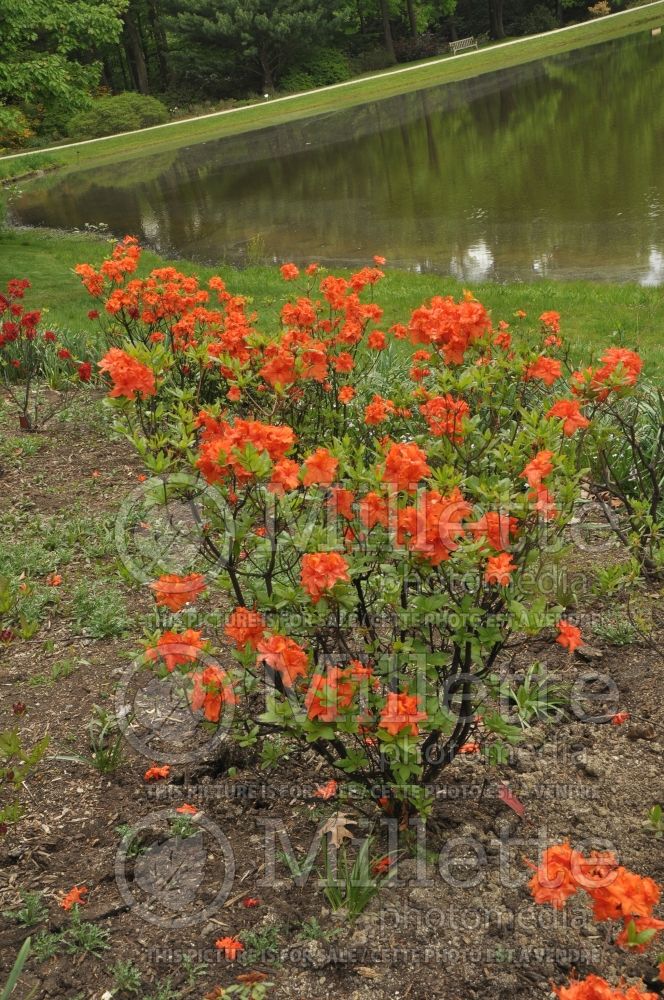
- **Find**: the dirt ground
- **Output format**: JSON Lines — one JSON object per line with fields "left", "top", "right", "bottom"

{"left": 1, "top": 396, "right": 662, "bottom": 1000}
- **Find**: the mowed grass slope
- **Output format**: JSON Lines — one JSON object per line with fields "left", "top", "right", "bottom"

{"left": 1, "top": 1, "right": 664, "bottom": 176}
{"left": 1, "top": 228, "right": 662, "bottom": 374}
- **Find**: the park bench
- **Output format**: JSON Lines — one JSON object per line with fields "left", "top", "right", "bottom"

{"left": 449, "top": 36, "right": 479, "bottom": 55}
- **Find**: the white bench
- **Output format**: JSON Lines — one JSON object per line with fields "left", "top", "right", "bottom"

{"left": 449, "top": 36, "right": 479, "bottom": 55}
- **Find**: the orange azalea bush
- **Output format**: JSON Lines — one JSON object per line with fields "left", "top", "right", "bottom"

{"left": 0, "top": 278, "right": 92, "bottom": 431}
{"left": 79, "top": 238, "right": 650, "bottom": 816}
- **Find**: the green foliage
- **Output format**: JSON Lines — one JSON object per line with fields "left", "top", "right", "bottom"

{"left": 110, "top": 959, "right": 143, "bottom": 993}
{"left": 163, "top": 0, "right": 342, "bottom": 91}
{"left": 1, "top": 938, "right": 35, "bottom": 1000}
{"left": 2, "top": 891, "right": 48, "bottom": 927}
{"left": 0, "top": 725, "right": 49, "bottom": 834}
{"left": 581, "top": 381, "right": 664, "bottom": 581}
{"left": 72, "top": 582, "right": 131, "bottom": 638}
{"left": 0, "top": 0, "right": 128, "bottom": 146}
{"left": 644, "top": 804, "right": 664, "bottom": 838}
{"left": 322, "top": 837, "right": 392, "bottom": 918}
{"left": 62, "top": 906, "right": 111, "bottom": 956}
{"left": 281, "top": 47, "right": 350, "bottom": 92}
{"left": 57, "top": 705, "right": 126, "bottom": 773}
{"left": 505, "top": 662, "right": 568, "bottom": 728}
{"left": 67, "top": 93, "right": 169, "bottom": 140}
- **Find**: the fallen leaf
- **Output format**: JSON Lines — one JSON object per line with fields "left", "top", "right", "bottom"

{"left": 319, "top": 812, "right": 357, "bottom": 848}
{"left": 498, "top": 783, "right": 525, "bottom": 817}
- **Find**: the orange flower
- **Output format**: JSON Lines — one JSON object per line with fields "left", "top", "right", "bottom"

{"left": 224, "top": 607, "right": 266, "bottom": 650}
{"left": 379, "top": 692, "right": 428, "bottom": 737}
{"left": 458, "top": 742, "right": 480, "bottom": 754}
{"left": 556, "top": 620, "right": 583, "bottom": 652}
{"left": 527, "top": 841, "right": 580, "bottom": 910}
{"left": 373, "top": 255, "right": 387, "bottom": 265}
{"left": 98, "top": 348, "right": 156, "bottom": 399}
{"left": 553, "top": 975, "right": 658, "bottom": 999}
{"left": 60, "top": 885, "right": 88, "bottom": 910}
{"left": 314, "top": 779, "right": 338, "bottom": 800}
{"left": 515, "top": 309, "right": 527, "bottom": 319}
{"left": 176, "top": 803, "right": 199, "bottom": 815}
{"left": 539, "top": 310, "right": 560, "bottom": 333}
{"left": 47, "top": 572, "right": 62, "bottom": 587}
{"left": 371, "top": 856, "right": 393, "bottom": 876}
{"left": 338, "top": 385, "right": 355, "bottom": 404}
{"left": 149, "top": 573, "right": 207, "bottom": 611}
{"left": 484, "top": 553, "right": 516, "bottom": 586}
{"left": 256, "top": 634, "right": 309, "bottom": 686}
{"left": 367, "top": 329, "right": 386, "bottom": 350}
{"left": 529, "top": 485, "right": 558, "bottom": 520}
{"left": 145, "top": 629, "right": 205, "bottom": 673}
{"left": 409, "top": 294, "right": 491, "bottom": 364}
{"left": 382, "top": 442, "right": 431, "bottom": 492}
{"left": 302, "top": 448, "right": 338, "bottom": 487}
{"left": 242, "top": 897, "right": 261, "bottom": 907}
{"left": 359, "top": 491, "right": 390, "bottom": 529}
{"left": 611, "top": 711, "right": 630, "bottom": 725}
{"left": 144, "top": 764, "right": 171, "bottom": 781}
{"left": 523, "top": 356, "right": 562, "bottom": 386}
{"left": 280, "top": 263, "right": 299, "bottom": 281}
{"left": 596, "top": 347, "right": 643, "bottom": 387}
{"left": 419, "top": 394, "right": 470, "bottom": 442}
{"left": 301, "top": 552, "right": 350, "bottom": 602}
{"left": 327, "top": 487, "right": 355, "bottom": 521}
{"left": 215, "top": 936, "right": 244, "bottom": 960}
{"left": 268, "top": 457, "right": 300, "bottom": 495}
{"left": 306, "top": 667, "right": 355, "bottom": 721}
{"left": 364, "top": 394, "right": 396, "bottom": 425}
{"left": 468, "top": 511, "right": 518, "bottom": 551}
{"left": 520, "top": 450, "right": 554, "bottom": 487}
{"left": 190, "top": 664, "right": 236, "bottom": 723}
{"left": 547, "top": 399, "right": 590, "bottom": 436}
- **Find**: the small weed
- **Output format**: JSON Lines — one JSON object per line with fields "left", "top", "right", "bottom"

{"left": 240, "top": 924, "right": 282, "bottom": 966}
{"left": 593, "top": 614, "right": 639, "bottom": 646}
{"left": 644, "top": 804, "right": 664, "bottom": 838}
{"left": 169, "top": 815, "right": 200, "bottom": 840}
{"left": 508, "top": 662, "right": 568, "bottom": 728}
{"left": 142, "top": 980, "right": 181, "bottom": 1000}
{"left": 322, "top": 837, "right": 391, "bottom": 919}
{"left": 29, "top": 658, "right": 81, "bottom": 687}
{"left": 180, "top": 953, "right": 207, "bottom": 986}
{"left": 62, "top": 906, "right": 110, "bottom": 957}
{"left": 115, "top": 823, "right": 146, "bottom": 859}
{"left": 2, "top": 890, "right": 48, "bottom": 927}
{"left": 110, "top": 958, "right": 143, "bottom": 994}
{"left": 57, "top": 705, "right": 126, "bottom": 773}
{"left": 72, "top": 583, "right": 131, "bottom": 638}
{"left": 31, "top": 932, "right": 61, "bottom": 962}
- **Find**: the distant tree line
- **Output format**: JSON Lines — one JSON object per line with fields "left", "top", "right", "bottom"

{"left": 0, "top": 0, "right": 631, "bottom": 146}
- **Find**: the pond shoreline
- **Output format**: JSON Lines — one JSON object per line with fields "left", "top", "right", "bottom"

{"left": 1, "top": 227, "right": 662, "bottom": 374}
{"left": 1, "top": 0, "right": 663, "bottom": 179}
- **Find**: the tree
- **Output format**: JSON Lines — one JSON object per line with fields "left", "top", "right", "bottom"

{"left": 0, "top": 0, "right": 128, "bottom": 145}
{"left": 164, "top": 0, "right": 338, "bottom": 93}
{"left": 378, "top": 0, "right": 397, "bottom": 61}
{"left": 488, "top": 0, "right": 505, "bottom": 38}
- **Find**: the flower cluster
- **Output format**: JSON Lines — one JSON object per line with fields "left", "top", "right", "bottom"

{"left": 529, "top": 841, "right": 664, "bottom": 953}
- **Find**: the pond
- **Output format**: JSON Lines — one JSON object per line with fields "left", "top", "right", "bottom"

{"left": 10, "top": 30, "right": 664, "bottom": 284}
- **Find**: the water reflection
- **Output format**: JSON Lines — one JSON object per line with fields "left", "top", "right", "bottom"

{"left": 10, "top": 31, "right": 664, "bottom": 285}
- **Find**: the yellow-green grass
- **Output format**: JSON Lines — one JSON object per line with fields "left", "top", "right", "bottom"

{"left": 1, "top": 1, "right": 664, "bottom": 179}
{"left": 1, "top": 228, "right": 662, "bottom": 376}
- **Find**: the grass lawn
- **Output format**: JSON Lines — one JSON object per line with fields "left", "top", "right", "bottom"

{"left": 1, "top": 228, "right": 662, "bottom": 375}
{"left": 1, "top": 1, "right": 664, "bottom": 177}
